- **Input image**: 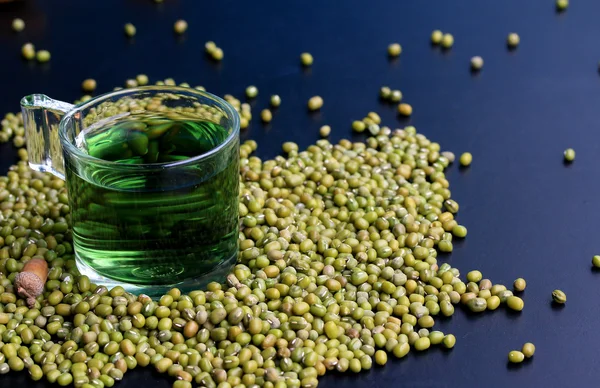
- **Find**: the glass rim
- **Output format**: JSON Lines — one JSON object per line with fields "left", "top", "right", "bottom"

{"left": 59, "top": 86, "right": 240, "bottom": 170}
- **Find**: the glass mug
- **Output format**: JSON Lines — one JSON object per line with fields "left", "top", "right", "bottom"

{"left": 20, "top": 87, "right": 240, "bottom": 296}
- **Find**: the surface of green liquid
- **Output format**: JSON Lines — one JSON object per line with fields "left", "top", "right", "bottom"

{"left": 65, "top": 113, "right": 239, "bottom": 285}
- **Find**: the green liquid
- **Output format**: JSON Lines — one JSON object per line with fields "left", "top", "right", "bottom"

{"left": 65, "top": 113, "right": 239, "bottom": 286}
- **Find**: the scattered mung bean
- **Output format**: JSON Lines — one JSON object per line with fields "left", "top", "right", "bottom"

{"left": 124, "top": 23, "right": 136, "bottom": 37}
{"left": 552, "top": 289, "right": 566, "bottom": 304}
{"left": 12, "top": 18, "right": 25, "bottom": 32}
{"left": 556, "top": 0, "right": 568, "bottom": 11}
{"left": 270, "top": 95, "right": 281, "bottom": 108}
{"left": 506, "top": 296, "right": 524, "bottom": 311}
{"left": 459, "top": 152, "right": 472, "bottom": 167}
{"left": 260, "top": 109, "right": 272, "bottom": 123}
{"left": 522, "top": 343, "right": 535, "bottom": 358}
{"left": 564, "top": 148, "right": 575, "bottom": 162}
{"left": 307, "top": 96, "right": 323, "bottom": 111}
{"left": 390, "top": 90, "right": 402, "bottom": 102}
{"left": 507, "top": 33, "right": 520, "bottom": 48}
{"left": 36, "top": 50, "right": 51, "bottom": 63}
{"left": 508, "top": 350, "right": 524, "bottom": 363}
{"left": 300, "top": 52, "right": 313, "bottom": 67}
{"left": 246, "top": 86, "right": 258, "bottom": 99}
{"left": 513, "top": 278, "right": 526, "bottom": 292}
{"left": 21, "top": 43, "right": 35, "bottom": 60}
{"left": 319, "top": 125, "right": 331, "bottom": 137}
{"left": 174, "top": 20, "right": 188, "bottom": 34}
{"left": 470, "top": 56, "right": 483, "bottom": 70}
{"left": 441, "top": 33, "right": 454, "bottom": 48}
{"left": 388, "top": 43, "right": 402, "bottom": 57}
{"left": 431, "top": 30, "right": 443, "bottom": 45}
{"left": 398, "top": 103, "right": 412, "bottom": 116}
{"left": 82, "top": 79, "right": 97, "bottom": 92}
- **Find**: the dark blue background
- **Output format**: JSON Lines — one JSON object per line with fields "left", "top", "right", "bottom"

{"left": 2, "top": 1, "right": 600, "bottom": 387}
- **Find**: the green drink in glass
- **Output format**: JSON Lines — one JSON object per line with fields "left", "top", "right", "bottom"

{"left": 21, "top": 87, "right": 240, "bottom": 296}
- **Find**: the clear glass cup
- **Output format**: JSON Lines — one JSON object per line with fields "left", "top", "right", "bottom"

{"left": 21, "top": 87, "right": 240, "bottom": 296}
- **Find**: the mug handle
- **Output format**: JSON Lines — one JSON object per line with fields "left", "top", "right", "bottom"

{"left": 20, "top": 94, "right": 74, "bottom": 180}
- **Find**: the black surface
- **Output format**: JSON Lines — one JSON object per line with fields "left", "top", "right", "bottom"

{"left": 2, "top": 1, "right": 600, "bottom": 387}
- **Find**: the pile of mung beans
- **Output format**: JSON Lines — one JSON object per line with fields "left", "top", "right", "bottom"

{"left": 0, "top": 78, "right": 531, "bottom": 388}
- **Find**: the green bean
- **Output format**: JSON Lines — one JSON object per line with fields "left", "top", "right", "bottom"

{"left": 442, "top": 334, "right": 456, "bottom": 349}
{"left": 467, "top": 298, "right": 487, "bottom": 313}
{"left": 12, "top": 18, "right": 25, "bottom": 32}
{"left": 556, "top": 0, "right": 568, "bottom": 10}
{"left": 246, "top": 86, "right": 258, "bottom": 99}
{"left": 307, "top": 96, "right": 323, "bottom": 111}
{"left": 522, "top": 343, "right": 535, "bottom": 358}
{"left": 374, "top": 350, "right": 387, "bottom": 366}
{"left": 300, "top": 53, "right": 313, "bottom": 67}
{"left": 414, "top": 337, "right": 430, "bottom": 351}
{"left": 36, "top": 50, "right": 51, "bottom": 63}
{"left": 124, "top": 23, "right": 136, "bottom": 37}
{"left": 387, "top": 43, "right": 402, "bottom": 57}
{"left": 174, "top": 20, "right": 188, "bottom": 35}
{"left": 459, "top": 152, "right": 472, "bottom": 167}
{"left": 441, "top": 33, "right": 454, "bottom": 48}
{"left": 508, "top": 350, "right": 524, "bottom": 363}
{"left": 263, "top": 95, "right": 281, "bottom": 111}
{"left": 8, "top": 356, "right": 24, "bottom": 371}
{"left": 507, "top": 33, "right": 520, "bottom": 48}
{"left": 513, "top": 278, "right": 526, "bottom": 292}
{"left": 506, "top": 296, "right": 524, "bottom": 311}
{"left": 470, "top": 56, "right": 483, "bottom": 71}
{"left": 431, "top": 30, "right": 443, "bottom": 44}
{"left": 552, "top": 290, "right": 566, "bottom": 304}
